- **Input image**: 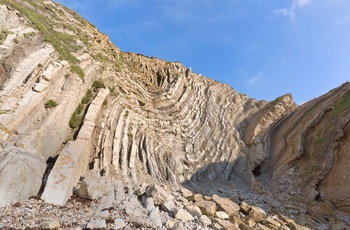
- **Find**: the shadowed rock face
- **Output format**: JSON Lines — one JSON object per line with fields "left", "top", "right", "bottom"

{"left": 1, "top": 0, "right": 350, "bottom": 224}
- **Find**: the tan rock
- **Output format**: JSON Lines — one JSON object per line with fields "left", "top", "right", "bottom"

{"left": 248, "top": 206, "right": 266, "bottom": 223}
{"left": 180, "top": 187, "right": 193, "bottom": 198}
{"left": 189, "top": 193, "right": 203, "bottom": 202}
{"left": 174, "top": 208, "right": 194, "bottom": 222}
{"left": 212, "top": 194, "right": 240, "bottom": 216}
{"left": 264, "top": 217, "right": 281, "bottom": 229}
{"left": 195, "top": 200, "right": 217, "bottom": 217}
{"left": 185, "top": 204, "right": 202, "bottom": 217}
{"left": 213, "top": 218, "right": 239, "bottom": 230}
{"left": 240, "top": 201, "right": 252, "bottom": 214}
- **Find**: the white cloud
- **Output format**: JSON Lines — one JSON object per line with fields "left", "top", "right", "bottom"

{"left": 248, "top": 72, "right": 263, "bottom": 85}
{"left": 274, "top": 0, "right": 312, "bottom": 23}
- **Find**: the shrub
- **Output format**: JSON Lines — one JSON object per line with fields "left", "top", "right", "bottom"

{"left": 45, "top": 99, "right": 58, "bottom": 109}
{"left": 71, "top": 65, "right": 84, "bottom": 79}
{"left": 92, "top": 80, "right": 105, "bottom": 89}
{"left": 81, "top": 89, "right": 92, "bottom": 104}
{"left": 69, "top": 103, "right": 84, "bottom": 129}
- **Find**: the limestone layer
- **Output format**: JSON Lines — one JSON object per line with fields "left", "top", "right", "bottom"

{"left": 0, "top": 0, "right": 350, "bottom": 225}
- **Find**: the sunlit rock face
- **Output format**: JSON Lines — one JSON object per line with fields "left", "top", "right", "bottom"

{"left": 1, "top": 0, "right": 350, "bottom": 226}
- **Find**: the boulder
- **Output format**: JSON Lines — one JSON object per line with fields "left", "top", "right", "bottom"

{"left": 114, "top": 218, "right": 126, "bottom": 229}
{"left": 213, "top": 218, "right": 238, "bottom": 230}
{"left": 0, "top": 146, "right": 46, "bottom": 207}
{"left": 149, "top": 207, "right": 162, "bottom": 227}
{"left": 264, "top": 217, "right": 281, "bottom": 229}
{"left": 215, "top": 211, "right": 229, "bottom": 220}
{"left": 146, "top": 184, "right": 172, "bottom": 205}
{"left": 174, "top": 208, "right": 194, "bottom": 222}
{"left": 212, "top": 194, "right": 240, "bottom": 216}
{"left": 77, "top": 176, "right": 113, "bottom": 200}
{"left": 185, "top": 204, "right": 202, "bottom": 217}
{"left": 199, "top": 215, "right": 212, "bottom": 227}
{"left": 188, "top": 193, "right": 203, "bottom": 202}
{"left": 248, "top": 206, "right": 267, "bottom": 223}
{"left": 240, "top": 201, "right": 252, "bottom": 214}
{"left": 180, "top": 187, "right": 193, "bottom": 198}
{"left": 195, "top": 200, "right": 217, "bottom": 217}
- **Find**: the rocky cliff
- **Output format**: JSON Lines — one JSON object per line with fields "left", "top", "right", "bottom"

{"left": 0, "top": 0, "right": 350, "bottom": 229}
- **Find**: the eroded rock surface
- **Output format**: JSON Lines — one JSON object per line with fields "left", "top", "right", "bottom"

{"left": 0, "top": 0, "right": 350, "bottom": 229}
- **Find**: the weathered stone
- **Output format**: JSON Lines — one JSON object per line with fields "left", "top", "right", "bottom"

{"left": 41, "top": 218, "right": 60, "bottom": 229}
{"left": 199, "top": 215, "right": 212, "bottom": 227}
{"left": 149, "top": 207, "right": 162, "bottom": 227}
{"left": 145, "top": 197, "right": 155, "bottom": 213}
{"left": 188, "top": 193, "right": 203, "bottom": 202}
{"left": 213, "top": 218, "right": 238, "bottom": 230}
{"left": 264, "top": 217, "right": 281, "bottom": 229}
{"left": 331, "top": 222, "right": 350, "bottom": 230}
{"left": 248, "top": 206, "right": 266, "bottom": 223}
{"left": 240, "top": 201, "right": 252, "bottom": 214}
{"left": 180, "top": 187, "right": 193, "bottom": 198}
{"left": 185, "top": 204, "right": 202, "bottom": 217}
{"left": 195, "top": 200, "right": 217, "bottom": 217}
{"left": 215, "top": 211, "right": 229, "bottom": 220}
{"left": 0, "top": 146, "right": 46, "bottom": 207}
{"left": 212, "top": 194, "right": 240, "bottom": 216}
{"left": 242, "top": 216, "right": 256, "bottom": 228}
{"left": 114, "top": 180, "right": 126, "bottom": 202}
{"left": 161, "top": 199, "right": 175, "bottom": 212}
{"left": 41, "top": 140, "right": 90, "bottom": 205}
{"left": 146, "top": 184, "right": 171, "bottom": 205}
{"left": 87, "top": 219, "right": 107, "bottom": 229}
{"left": 77, "top": 176, "right": 113, "bottom": 200}
{"left": 174, "top": 207, "right": 194, "bottom": 222}
{"left": 114, "top": 218, "right": 126, "bottom": 230}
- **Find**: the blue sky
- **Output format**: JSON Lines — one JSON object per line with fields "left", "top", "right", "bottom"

{"left": 55, "top": 0, "right": 350, "bottom": 104}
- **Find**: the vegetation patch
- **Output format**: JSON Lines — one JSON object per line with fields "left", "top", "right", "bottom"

{"left": 69, "top": 103, "right": 84, "bottom": 129}
{"left": 81, "top": 89, "right": 92, "bottom": 104}
{"left": 330, "top": 90, "right": 350, "bottom": 116}
{"left": 1, "top": 0, "right": 81, "bottom": 64}
{"left": 71, "top": 65, "right": 84, "bottom": 79}
{"left": 0, "top": 30, "right": 11, "bottom": 44}
{"left": 314, "top": 134, "right": 325, "bottom": 144}
{"left": 45, "top": 99, "right": 58, "bottom": 109}
{"left": 92, "top": 80, "right": 105, "bottom": 90}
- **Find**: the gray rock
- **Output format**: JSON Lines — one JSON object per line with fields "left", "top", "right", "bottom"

{"left": 146, "top": 184, "right": 171, "bottom": 205}
{"left": 149, "top": 207, "right": 162, "bottom": 227}
{"left": 161, "top": 199, "right": 175, "bottom": 212}
{"left": 114, "top": 218, "right": 126, "bottom": 230}
{"left": 114, "top": 180, "right": 126, "bottom": 202}
{"left": 145, "top": 197, "right": 155, "bottom": 213}
{"left": 0, "top": 146, "right": 46, "bottom": 207}
{"left": 87, "top": 219, "right": 107, "bottom": 229}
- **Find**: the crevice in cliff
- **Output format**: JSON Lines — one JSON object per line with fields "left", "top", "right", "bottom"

{"left": 38, "top": 154, "right": 59, "bottom": 196}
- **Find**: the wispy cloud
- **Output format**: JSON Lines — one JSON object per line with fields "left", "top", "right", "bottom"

{"left": 274, "top": 0, "right": 312, "bottom": 23}
{"left": 248, "top": 72, "right": 264, "bottom": 85}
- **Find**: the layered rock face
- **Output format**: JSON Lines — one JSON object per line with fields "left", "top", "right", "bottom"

{"left": 1, "top": 0, "right": 350, "bottom": 229}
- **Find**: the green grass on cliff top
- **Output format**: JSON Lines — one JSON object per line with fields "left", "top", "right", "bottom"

{"left": 0, "top": 0, "right": 85, "bottom": 64}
